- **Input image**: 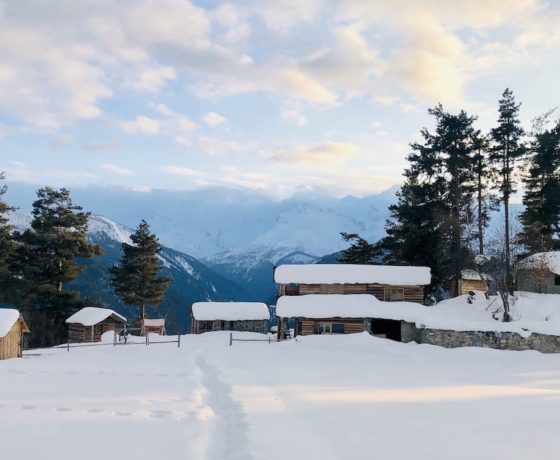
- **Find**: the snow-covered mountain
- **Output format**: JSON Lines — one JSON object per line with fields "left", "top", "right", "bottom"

{"left": 9, "top": 213, "right": 247, "bottom": 333}
{"left": 203, "top": 245, "right": 318, "bottom": 303}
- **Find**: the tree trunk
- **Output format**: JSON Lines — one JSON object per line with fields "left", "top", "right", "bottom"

{"left": 477, "top": 166, "right": 484, "bottom": 254}
{"left": 141, "top": 303, "right": 145, "bottom": 320}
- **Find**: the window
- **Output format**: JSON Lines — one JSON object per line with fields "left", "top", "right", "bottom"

{"left": 332, "top": 323, "right": 345, "bottom": 334}
{"left": 316, "top": 322, "right": 332, "bottom": 334}
{"left": 285, "top": 284, "right": 300, "bottom": 295}
{"left": 384, "top": 287, "right": 404, "bottom": 301}
{"left": 555, "top": 275, "right": 560, "bottom": 286}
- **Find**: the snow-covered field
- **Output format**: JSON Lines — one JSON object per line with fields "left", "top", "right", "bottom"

{"left": 2, "top": 332, "right": 560, "bottom": 459}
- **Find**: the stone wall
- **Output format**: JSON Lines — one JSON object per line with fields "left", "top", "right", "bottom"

{"left": 399, "top": 321, "right": 560, "bottom": 353}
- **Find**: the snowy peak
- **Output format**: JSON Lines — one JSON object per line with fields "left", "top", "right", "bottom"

{"left": 87, "top": 215, "right": 133, "bottom": 244}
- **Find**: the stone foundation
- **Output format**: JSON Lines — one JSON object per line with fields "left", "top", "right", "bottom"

{"left": 399, "top": 321, "right": 560, "bottom": 353}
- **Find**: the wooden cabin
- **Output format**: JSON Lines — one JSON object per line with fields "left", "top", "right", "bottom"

{"left": 191, "top": 302, "right": 270, "bottom": 334}
{"left": 274, "top": 264, "right": 431, "bottom": 303}
{"left": 141, "top": 318, "right": 166, "bottom": 336}
{"left": 449, "top": 270, "right": 495, "bottom": 297}
{"left": 275, "top": 294, "right": 422, "bottom": 341}
{"left": 0, "top": 309, "right": 29, "bottom": 360}
{"left": 517, "top": 252, "right": 560, "bottom": 294}
{"left": 66, "top": 307, "right": 127, "bottom": 343}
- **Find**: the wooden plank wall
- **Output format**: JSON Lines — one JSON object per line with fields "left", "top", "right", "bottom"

{"left": 295, "top": 318, "right": 365, "bottom": 336}
{"left": 283, "top": 283, "right": 425, "bottom": 303}
{"left": 0, "top": 322, "right": 22, "bottom": 360}
{"left": 460, "top": 279, "right": 487, "bottom": 296}
{"left": 68, "top": 317, "right": 125, "bottom": 343}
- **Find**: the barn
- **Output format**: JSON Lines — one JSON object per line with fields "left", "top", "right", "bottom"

{"left": 0, "top": 308, "right": 29, "bottom": 360}
{"left": 274, "top": 264, "right": 431, "bottom": 303}
{"left": 191, "top": 302, "right": 270, "bottom": 334}
{"left": 275, "top": 293, "right": 425, "bottom": 341}
{"left": 66, "top": 307, "right": 127, "bottom": 343}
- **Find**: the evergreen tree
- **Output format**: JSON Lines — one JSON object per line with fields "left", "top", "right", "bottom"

{"left": 470, "top": 132, "right": 495, "bottom": 255}
{"left": 489, "top": 88, "right": 525, "bottom": 293}
{"left": 110, "top": 220, "right": 171, "bottom": 321}
{"left": 383, "top": 105, "right": 478, "bottom": 296}
{"left": 338, "top": 232, "right": 380, "bottom": 264}
{"left": 14, "top": 187, "right": 102, "bottom": 346}
{"left": 520, "top": 116, "right": 560, "bottom": 252}
{"left": 0, "top": 172, "right": 16, "bottom": 297}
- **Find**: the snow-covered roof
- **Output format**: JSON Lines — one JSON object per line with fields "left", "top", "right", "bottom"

{"left": 66, "top": 307, "right": 127, "bottom": 326}
{"left": 518, "top": 252, "right": 560, "bottom": 275}
{"left": 276, "top": 294, "right": 426, "bottom": 320}
{"left": 274, "top": 264, "right": 431, "bottom": 286}
{"left": 192, "top": 302, "right": 270, "bottom": 321}
{"left": 0, "top": 309, "right": 23, "bottom": 338}
{"left": 143, "top": 318, "right": 165, "bottom": 327}
{"left": 461, "top": 269, "right": 493, "bottom": 281}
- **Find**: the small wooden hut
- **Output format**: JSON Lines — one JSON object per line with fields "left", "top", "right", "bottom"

{"left": 449, "top": 270, "right": 495, "bottom": 297}
{"left": 0, "top": 308, "right": 30, "bottom": 360}
{"left": 66, "top": 307, "right": 127, "bottom": 343}
{"left": 274, "top": 264, "right": 431, "bottom": 303}
{"left": 141, "top": 318, "right": 166, "bottom": 336}
{"left": 191, "top": 302, "right": 270, "bottom": 334}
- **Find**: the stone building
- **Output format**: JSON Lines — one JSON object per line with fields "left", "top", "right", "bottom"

{"left": 191, "top": 302, "right": 270, "bottom": 334}
{"left": 517, "top": 252, "right": 560, "bottom": 294}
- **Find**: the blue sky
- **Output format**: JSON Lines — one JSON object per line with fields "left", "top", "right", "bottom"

{"left": 0, "top": 0, "right": 559, "bottom": 197}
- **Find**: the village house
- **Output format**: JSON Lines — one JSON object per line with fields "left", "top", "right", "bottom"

{"left": 275, "top": 293, "right": 426, "bottom": 341}
{"left": 0, "top": 308, "right": 30, "bottom": 360}
{"left": 66, "top": 307, "right": 127, "bottom": 343}
{"left": 191, "top": 302, "right": 270, "bottom": 334}
{"left": 274, "top": 264, "right": 431, "bottom": 303}
{"left": 517, "top": 252, "right": 560, "bottom": 294}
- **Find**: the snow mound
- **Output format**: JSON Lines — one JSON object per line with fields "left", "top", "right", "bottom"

{"left": 274, "top": 264, "right": 431, "bottom": 286}
{"left": 66, "top": 307, "right": 126, "bottom": 326}
{"left": 0, "top": 309, "right": 21, "bottom": 338}
{"left": 192, "top": 302, "right": 270, "bottom": 321}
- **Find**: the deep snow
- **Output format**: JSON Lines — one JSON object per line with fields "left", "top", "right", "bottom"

{"left": 2, "top": 332, "right": 560, "bottom": 459}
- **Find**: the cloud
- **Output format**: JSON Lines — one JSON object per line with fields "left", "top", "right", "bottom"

{"left": 198, "top": 136, "right": 241, "bottom": 155}
{"left": 202, "top": 111, "right": 227, "bottom": 127}
{"left": 269, "top": 141, "right": 357, "bottom": 166}
{"left": 280, "top": 107, "right": 307, "bottom": 126}
{"left": 120, "top": 116, "right": 160, "bottom": 135}
{"left": 174, "top": 136, "right": 192, "bottom": 148}
{"left": 162, "top": 165, "right": 205, "bottom": 177}
{"left": 101, "top": 163, "right": 135, "bottom": 176}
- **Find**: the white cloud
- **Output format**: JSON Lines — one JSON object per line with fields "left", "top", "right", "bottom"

{"left": 174, "top": 136, "right": 192, "bottom": 148}
{"left": 281, "top": 107, "right": 307, "bottom": 126}
{"left": 202, "top": 111, "right": 227, "bottom": 127}
{"left": 162, "top": 165, "right": 205, "bottom": 177}
{"left": 101, "top": 163, "right": 135, "bottom": 176}
{"left": 120, "top": 116, "right": 160, "bottom": 135}
{"left": 269, "top": 141, "right": 356, "bottom": 166}
{"left": 198, "top": 136, "right": 241, "bottom": 155}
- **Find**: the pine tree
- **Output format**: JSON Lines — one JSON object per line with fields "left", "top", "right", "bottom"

{"left": 15, "top": 187, "right": 102, "bottom": 346}
{"left": 383, "top": 105, "right": 478, "bottom": 296}
{"left": 470, "top": 132, "right": 495, "bottom": 255}
{"left": 338, "top": 232, "right": 380, "bottom": 264}
{"left": 110, "top": 220, "right": 171, "bottom": 321}
{"left": 489, "top": 88, "right": 525, "bottom": 296}
{"left": 520, "top": 116, "right": 560, "bottom": 252}
{"left": 0, "top": 172, "right": 16, "bottom": 297}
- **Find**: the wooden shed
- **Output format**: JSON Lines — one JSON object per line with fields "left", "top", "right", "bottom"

{"left": 66, "top": 307, "right": 127, "bottom": 343}
{"left": 191, "top": 302, "right": 270, "bottom": 334}
{"left": 141, "top": 318, "right": 166, "bottom": 336}
{"left": 0, "top": 308, "right": 29, "bottom": 360}
{"left": 274, "top": 264, "right": 431, "bottom": 303}
{"left": 450, "top": 270, "right": 495, "bottom": 297}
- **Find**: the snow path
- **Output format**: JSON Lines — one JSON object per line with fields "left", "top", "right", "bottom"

{"left": 197, "top": 355, "right": 253, "bottom": 460}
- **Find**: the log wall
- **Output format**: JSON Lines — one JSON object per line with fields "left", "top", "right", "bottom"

{"left": 281, "top": 283, "right": 425, "bottom": 303}
{"left": 295, "top": 318, "right": 366, "bottom": 336}
{"left": 68, "top": 317, "right": 125, "bottom": 343}
{"left": 0, "top": 321, "right": 23, "bottom": 360}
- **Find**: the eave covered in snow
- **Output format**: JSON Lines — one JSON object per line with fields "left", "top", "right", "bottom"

{"left": 274, "top": 264, "right": 431, "bottom": 286}
{"left": 191, "top": 302, "right": 270, "bottom": 321}
{"left": 66, "top": 307, "right": 127, "bottom": 326}
{"left": 0, "top": 309, "right": 29, "bottom": 338}
{"left": 518, "top": 252, "right": 560, "bottom": 275}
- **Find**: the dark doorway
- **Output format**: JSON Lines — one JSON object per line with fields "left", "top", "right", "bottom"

{"left": 371, "top": 319, "right": 402, "bottom": 341}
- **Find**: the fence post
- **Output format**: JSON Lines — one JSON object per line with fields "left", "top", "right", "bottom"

{"left": 177, "top": 334, "right": 181, "bottom": 348}
{"left": 229, "top": 332, "right": 233, "bottom": 347}
{"left": 146, "top": 333, "right": 149, "bottom": 346}
{"left": 67, "top": 341, "right": 70, "bottom": 352}
{"left": 113, "top": 330, "right": 117, "bottom": 347}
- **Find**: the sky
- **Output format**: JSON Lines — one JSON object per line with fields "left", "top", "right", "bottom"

{"left": 0, "top": 0, "right": 559, "bottom": 198}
